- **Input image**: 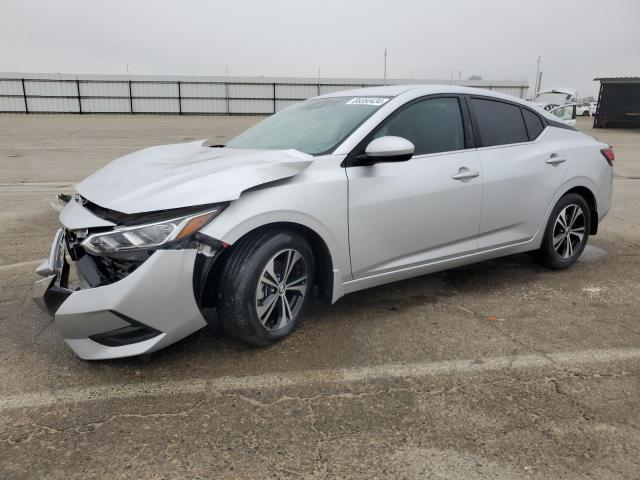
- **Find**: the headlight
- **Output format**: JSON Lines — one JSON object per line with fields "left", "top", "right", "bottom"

{"left": 81, "top": 207, "right": 223, "bottom": 255}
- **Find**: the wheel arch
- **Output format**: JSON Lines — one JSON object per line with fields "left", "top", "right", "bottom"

{"left": 561, "top": 185, "right": 599, "bottom": 234}
{"left": 196, "top": 222, "right": 337, "bottom": 312}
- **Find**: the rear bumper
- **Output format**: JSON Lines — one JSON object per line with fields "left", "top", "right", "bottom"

{"left": 33, "top": 230, "right": 207, "bottom": 360}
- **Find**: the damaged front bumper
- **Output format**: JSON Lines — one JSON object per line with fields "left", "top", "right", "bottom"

{"left": 34, "top": 229, "right": 72, "bottom": 314}
{"left": 33, "top": 228, "right": 209, "bottom": 360}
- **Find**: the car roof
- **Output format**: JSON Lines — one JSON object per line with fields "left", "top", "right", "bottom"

{"left": 316, "top": 84, "right": 529, "bottom": 102}
{"left": 318, "top": 84, "right": 530, "bottom": 106}
{"left": 317, "top": 84, "right": 559, "bottom": 122}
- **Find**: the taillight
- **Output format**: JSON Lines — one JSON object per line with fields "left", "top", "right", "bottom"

{"left": 601, "top": 148, "right": 614, "bottom": 166}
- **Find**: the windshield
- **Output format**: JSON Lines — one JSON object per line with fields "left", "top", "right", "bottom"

{"left": 225, "top": 96, "right": 390, "bottom": 155}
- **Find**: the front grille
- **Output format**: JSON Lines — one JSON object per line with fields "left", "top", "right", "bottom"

{"left": 76, "top": 252, "right": 149, "bottom": 287}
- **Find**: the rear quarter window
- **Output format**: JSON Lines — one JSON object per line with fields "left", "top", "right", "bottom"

{"left": 522, "top": 108, "right": 545, "bottom": 140}
{"left": 470, "top": 98, "right": 529, "bottom": 147}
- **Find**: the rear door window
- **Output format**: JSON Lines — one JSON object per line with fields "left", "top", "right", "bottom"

{"left": 522, "top": 108, "right": 545, "bottom": 140}
{"left": 470, "top": 98, "right": 529, "bottom": 147}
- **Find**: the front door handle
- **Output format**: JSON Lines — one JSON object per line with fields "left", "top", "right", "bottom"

{"left": 452, "top": 168, "right": 480, "bottom": 180}
{"left": 546, "top": 153, "right": 566, "bottom": 165}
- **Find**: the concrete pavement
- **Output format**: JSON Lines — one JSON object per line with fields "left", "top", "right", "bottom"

{"left": 0, "top": 114, "right": 639, "bottom": 479}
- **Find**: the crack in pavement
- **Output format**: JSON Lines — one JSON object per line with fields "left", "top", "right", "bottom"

{"left": 550, "top": 378, "right": 593, "bottom": 422}
{"left": 3, "top": 397, "right": 207, "bottom": 446}
{"left": 444, "top": 300, "right": 640, "bottom": 381}
{"left": 5, "top": 370, "right": 630, "bottom": 433}
{"left": 446, "top": 300, "right": 558, "bottom": 362}
{"left": 1, "top": 347, "right": 640, "bottom": 414}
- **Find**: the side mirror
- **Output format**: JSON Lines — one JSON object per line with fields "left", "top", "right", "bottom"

{"left": 361, "top": 136, "right": 415, "bottom": 164}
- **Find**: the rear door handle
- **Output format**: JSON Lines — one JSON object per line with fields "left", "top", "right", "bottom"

{"left": 546, "top": 154, "right": 566, "bottom": 165}
{"left": 452, "top": 168, "right": 480, "bottom": 180}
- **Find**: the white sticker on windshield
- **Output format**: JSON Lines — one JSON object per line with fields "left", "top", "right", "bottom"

{"left": 346, "top": 97, "right": 389, "bottom": 106}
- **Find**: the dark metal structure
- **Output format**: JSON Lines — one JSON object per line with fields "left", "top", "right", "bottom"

{"left": 593, "top": 77, "right": 640, "bottom": 128}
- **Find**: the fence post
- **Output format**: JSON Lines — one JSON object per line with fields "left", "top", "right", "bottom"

{"left": 128, "top": 80, "right": 134, "bottom": 114}
{"left": 273, "top": 83, "right": 276, "bottom": 114}
{"left": 177, "top": 81, "right": 182, "bottom": 115}
{"left": 317, "top": 83, "right": 321, "bottom": 96}
{"left": 21, "top": 78, "right": 28, "bottom": 114}
{"left": 225, "top": 82, "right": 230, "bottom": 115}
{"left": 76, "top": 79, "right": 82, "bottom": 114}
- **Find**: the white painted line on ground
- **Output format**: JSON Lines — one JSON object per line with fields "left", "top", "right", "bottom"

{"left": 2, "top": 347, "right": 639, "bottom": 412}
{"left": 0, "top": 182, "right": 73, "bottom": 187}
{"left": 0, "top": 146, "right": 139, "bottom": 150}
{"left": 0, "top": 182, "right": 73, "bottom": 193}
{"left": 0, "top": 259, "right": 43, "bottom": 272}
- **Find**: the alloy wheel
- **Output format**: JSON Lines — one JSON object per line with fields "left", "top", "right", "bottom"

{"left": 255, "top": 248, "right": 308, "bottom": 330}
{"left": 552, "top": 204, "right": 586, "bottom": 259}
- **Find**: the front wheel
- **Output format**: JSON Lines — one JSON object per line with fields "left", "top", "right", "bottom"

{"left": 218, "top": 230, "right": 315, "bottom": 346}
{"left": 535, "top": 193, "right": 591, "bottom": 269}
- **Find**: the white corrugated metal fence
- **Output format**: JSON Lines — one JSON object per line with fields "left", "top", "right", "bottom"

{"left": 0, "top": 73, "right": 528, "bottom": 115}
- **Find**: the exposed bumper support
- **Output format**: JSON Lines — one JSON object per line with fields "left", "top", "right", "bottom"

{"left": 33, "top": 228, "right": 73, "bottom": 315}
{"left": 35, "top": 228, "right": 65, "bottom": 277}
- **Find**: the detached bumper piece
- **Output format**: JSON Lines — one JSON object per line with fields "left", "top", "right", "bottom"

{"left": 33, "top": 274, "right": 72, "bottom": 315}
{"left": 33, "top": 229, "right": 209, "bottom": 360}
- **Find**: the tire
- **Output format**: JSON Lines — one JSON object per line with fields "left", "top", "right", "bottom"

{"left": 217, "top": 230, "right": 315, "bottom": 346}
{"left": 535, "top": 193, "right": 591, "bottom": 269}
{"left": 583, "top": 110, "right": 590, "bottom": 117}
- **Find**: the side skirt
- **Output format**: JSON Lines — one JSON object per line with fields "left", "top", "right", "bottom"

{"left": 341, "top": 238, "right": 539, "bottom": 296}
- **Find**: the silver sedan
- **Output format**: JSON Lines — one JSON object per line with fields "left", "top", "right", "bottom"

{"left": 34, "top": 85, "right": 614, "bottom": 359}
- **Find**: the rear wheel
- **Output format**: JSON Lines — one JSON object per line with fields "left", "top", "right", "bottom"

{"left": 583, "top": 110, "right": 591, "bottom": 117}
{"left": 535, "top": 193, "right": 591, "bottom": 269}
{"left": 218, "top": 230, "right": 315, "bottom": 346}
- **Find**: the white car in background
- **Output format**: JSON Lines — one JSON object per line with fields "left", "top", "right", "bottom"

{"left": 34, "top": 85, "right": 614, "bottom": 360}
{"left": 577, "top": 102, "right": 598, "bottom": 116}
{"left": 549, "top": 103, "right": 578, "bottom": 126}
{"left": 531, "top": 88, "right": 577, "bottom": 111}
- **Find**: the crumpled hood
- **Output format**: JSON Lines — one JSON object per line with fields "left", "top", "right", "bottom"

{"left": 75, "top": 140, "right": 313, "bottom": 214}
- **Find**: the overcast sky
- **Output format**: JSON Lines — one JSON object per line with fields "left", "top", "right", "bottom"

{"left": 1, "top": 0, "right": 638, "bottom": 97}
